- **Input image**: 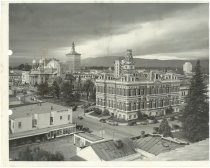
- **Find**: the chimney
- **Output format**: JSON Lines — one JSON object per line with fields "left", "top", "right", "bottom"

{"left": 140, "top": 131, "right": 145, "bottom": 138}
{"left": 114, "top": 140, "right": 123, "bottom": 148}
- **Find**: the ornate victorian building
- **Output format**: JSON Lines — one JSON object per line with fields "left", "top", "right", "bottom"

{"left": 29, "top": 58, "right": 61, "bottom": 85}
{"left": 96, "top": 49, "right": 181, "bottom": 121}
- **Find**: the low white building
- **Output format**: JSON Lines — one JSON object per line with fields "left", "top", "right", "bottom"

{"left": 9, "top": 102, "right": 76, "bottom": 146}
{"left": 183, "top": 62, "right": 192, "bottom": 74}
{"left": 22, "top": 71, "right": 30, "bottom": 84}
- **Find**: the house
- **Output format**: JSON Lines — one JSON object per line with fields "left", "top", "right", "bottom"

{"left": 9, "top": 102, "right": 76, "bottom": 146}
{"left": 71, "top": 138, "right": 142, "bottom": 161}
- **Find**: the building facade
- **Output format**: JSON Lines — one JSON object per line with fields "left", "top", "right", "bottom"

{"left": 66, "top": 42, "right": 81, "bottom": 73}
{"left": 9, "top": 70, "right": 22, "bottom": 86}
{"left": 9, "top": 102, "right": 76, "bottom": 146}
{"left": 96, "top": 49, "right": 181, "bottom": 121}
{"left": 21, "top": 71, "right": 30, "bottom": 84}
{"left": 29, "top": 58, "right": 61, "bottom": 85}
{"left": 183, "top": 62, "right": 192, "bottom": 74}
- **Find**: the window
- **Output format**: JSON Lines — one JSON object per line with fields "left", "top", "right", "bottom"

{"left": 50, "top": 117, "right": 53, "bottom": 125}
{"left": 32, "top": 119, "right": 37, "bottom": 128}
{"left": 60, "top": 116, "right": 62, "bottom": 120}
{"left": 18, "top": 122, "right": 22, "bottom": 128}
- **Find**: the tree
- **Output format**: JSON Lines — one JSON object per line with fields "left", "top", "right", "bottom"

{"left": 165, "top": 105, "right": 173, "bottom": 115}
{"left": 137, "top": 110, "right": 144, "bottom": 120}
{"left": 103, "top": 109, "right": 109, "bottom": 116}
{"left": 181, "top": 60, "right": 209, "bottom": 142}
{"left": 37, "top": 82, "right": 49, "bottom": 97}
{"left": 50, "top": 81, "right": 60, "bottom": 99}
{"left": 83, "top": 79, "right": 94, "bottom": 101}
{"left": 158, "top": 118, "right": 173, "bottom": 137}
{"left": 61, "top": 81, "right": 74, "bottom": 106}
{"left": 17, "top": 146, "right": 64, "bottom": 161}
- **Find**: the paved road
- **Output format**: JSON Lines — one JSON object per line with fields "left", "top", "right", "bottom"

{"left": 73, "top": 107, "right": 182, "bottom": 140}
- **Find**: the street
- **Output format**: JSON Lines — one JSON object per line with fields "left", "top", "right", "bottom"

{"left": 72, "top": 107, "right": 181, "bottom": 140}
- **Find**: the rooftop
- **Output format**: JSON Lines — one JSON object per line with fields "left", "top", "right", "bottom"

{"left": 10, "top": 102, "right": 70, "bottom": 119}
{"left": 75, "top": 132, "right": 104, "bottom": 142}
{"left": 91, "top": 138, "right": 137, "bottom": 161}
{"left": 132, "top": 134, "right": 186, "bottom": 156}
{"left": 146, "top": 138, "right": 209, "bottom": 161}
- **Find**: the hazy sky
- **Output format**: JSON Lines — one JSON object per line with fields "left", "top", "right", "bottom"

{"left": 9, "top": 3, "right": 209, "bottom": 63}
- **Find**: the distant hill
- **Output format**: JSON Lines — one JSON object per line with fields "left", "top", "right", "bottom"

{"left": 81, "top": 56, "right": 209, "bottom": 69}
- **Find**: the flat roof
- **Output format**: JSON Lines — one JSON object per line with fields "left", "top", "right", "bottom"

{"left": 9, "top": 123, "right": 76, "bottom": 140}
{"left": 10, "top": 102, "right": 70, "bottom": 119}
{"left": 75, "top": 132, "right": 104, "bottom": 142}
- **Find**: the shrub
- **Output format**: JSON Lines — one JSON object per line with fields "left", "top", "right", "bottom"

{"left": 103, "top": 109, "right": 110, "bottom": 116}
{"left": 169, "top": 116, "right": 175, "bottom": 121}
{"left": 72, "top": 105, "right": 78, "bottom": 111}
{"left": 128, "top": 121, "right": 136, "bottom": 126}
{"left": 94, "top": 108, "right": 102, "bottom": 115}
{"left": 17, "top": 147, "right": 64, "bottom": 161}
{"left": 172, "top": 124, "right": 180, "bottom": 130}
{"left": 153, "top": 127, "right": 159, "bottom": 134}
{"left": 153, "top": 118, "right": 158, "bottom": 124}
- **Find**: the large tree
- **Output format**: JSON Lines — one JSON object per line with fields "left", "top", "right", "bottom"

{"left": 181, "top": 60, "right": 209, "bottom": 142}
{"left": 83, "top": 79, "right": 94, "bottom": 101}
{"left": 61, "top": 81, "right": 74, "bottom": 105}
{"left": 37, "top": 82, "right": 49, "bottom": 97}
{"left": 50, "top": 80, "right": 60, "bottom": 99}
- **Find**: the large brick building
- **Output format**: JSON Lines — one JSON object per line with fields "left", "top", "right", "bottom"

{"left": 95, "top": 49, "right": 181, "bottom": 121}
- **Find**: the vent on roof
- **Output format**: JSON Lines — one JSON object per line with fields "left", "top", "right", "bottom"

{"left": 114, "top": 140, "right": 123, "bottom": 149}
{"left": 140, "top": 131, "right": 146, "bottom": 138}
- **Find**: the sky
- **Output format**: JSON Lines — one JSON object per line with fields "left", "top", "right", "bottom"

{"left": 9, "top": 3, "right": 209, "bottom": 64}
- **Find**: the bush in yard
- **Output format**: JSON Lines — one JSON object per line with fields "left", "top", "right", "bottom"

{"left": 128, "top": 121, "right": 136, "bottom": 126}
{"left": 172, "top": 124, "right": 180, "bottom": 130}
{"left": 158, "top": 118, "right": 173, "bottom": 137}
{"left": 103, "top": 109, "right": 110, "bottom": 116}
{"left": 94, "top": 108, "right": 102, "bottom": 115}
{"left": 72, "top": 105, "right": 77, "bottom": 111}
{"left": 153, "top": 127, "right": 159, "bottom": 134}
{"left": 153, "top": 118, "right": 158, "bottom": 124}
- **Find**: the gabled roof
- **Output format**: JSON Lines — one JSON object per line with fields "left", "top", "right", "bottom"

{"left": 91, "top": 138, "right": 137, "bottom": 161}
{"left": 147, "top": 138, "right": 209, "bottom": 161}
{"left": 132, "top": 135, "right": 186, "bottom": 156}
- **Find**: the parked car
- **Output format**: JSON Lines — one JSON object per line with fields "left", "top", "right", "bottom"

{"left": 99, "top": 119, "right": 106, "bottom": 123}
{"left": 107, "top": 120, "right": 118, "bottom": 126}
{"left": 78, "top": 116, "right": 83, "bottom": 120}
{"left": 139, "top": 121, "right": 148, "bottom": 125}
